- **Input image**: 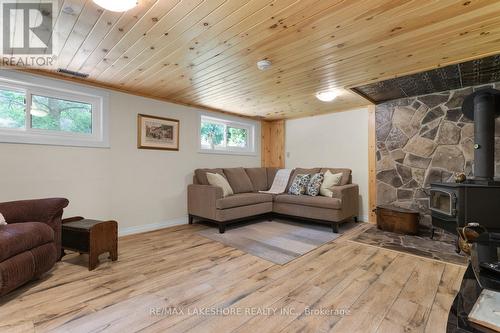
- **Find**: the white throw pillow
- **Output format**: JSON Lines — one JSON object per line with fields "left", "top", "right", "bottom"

{"left": 320, "top": 170, "right": 343, "bottom": 197}
{"left": 206, "top": 172, "right": 234, "bottom": 197}
{"left": 0, "top": 212, "right": 6, "bottom": 225}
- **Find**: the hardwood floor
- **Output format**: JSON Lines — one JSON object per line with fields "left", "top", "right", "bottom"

{"left": 0, "top": 223, "right": 465, "bottom": 333}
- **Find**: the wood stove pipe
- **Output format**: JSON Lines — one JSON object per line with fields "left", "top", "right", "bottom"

{"left": 462, "top": 88, "right": 500, "bottom": 181}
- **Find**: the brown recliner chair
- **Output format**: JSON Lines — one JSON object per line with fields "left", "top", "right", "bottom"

{"left": 0, "top": 198, "right": 69, "bottom": 296}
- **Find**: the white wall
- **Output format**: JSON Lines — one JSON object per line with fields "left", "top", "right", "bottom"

{"left": 285, "top": 108, "right": 369, "bottom": 221}
{"left": 0, "top": 72, "right": 261, "bottom": 235}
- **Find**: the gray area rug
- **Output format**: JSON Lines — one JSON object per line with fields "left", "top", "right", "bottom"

{"left": 351, "top": 225, "right": 467, "bottom": 266}
{"left": 197, "top": 220, "right": 349, "bottom": 265}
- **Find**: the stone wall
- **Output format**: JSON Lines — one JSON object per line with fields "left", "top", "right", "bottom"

{"left": 376, "top": 82, "right": 500, "bottom": 227}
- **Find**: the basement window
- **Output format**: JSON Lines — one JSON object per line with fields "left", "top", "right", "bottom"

{"left": 199, "top": 113, "right": 256, "bottom": 155}
{"left": 0, "top": 71, "right": 108, "bottom": 147}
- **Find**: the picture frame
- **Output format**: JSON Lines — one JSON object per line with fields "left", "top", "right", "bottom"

{"left": 137, "top": 114, "right": 180, "bottom": 151}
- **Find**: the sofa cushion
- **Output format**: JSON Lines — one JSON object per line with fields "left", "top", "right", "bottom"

{"left": 207, "top": 173, "right": 234, "bottom": 197}
{"left": 275, "top": 194, "right": 342, "bottom": 210}
{"left": 286, "top": 168, "right": 321, "bottom": 191}
{"left": 245, "top": 168, "right": 268, "bottom": 191}
{"left": 288, "top": 174, "right": 311, "bottom": 195}
{"left": 216, "top": 193, "right": 273, "bottom": 209}
{"left": 195, "top": 168, "right": 226, "bottom": 185}
{"left": 320, "top": 168, "right": 352, "bottom": 186}
{"left": 306, "top": 173, "right": 324, "bottom": 196}
{"left": 223, "top": 168, "right": 254, "bottom": 193}
{"left": 0, "top": 222, "right": 54, "bottom": 261}
{"left": 320, "top": 170, "right": 343, "bottom": 197}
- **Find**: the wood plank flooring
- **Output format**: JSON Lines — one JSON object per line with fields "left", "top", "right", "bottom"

{"left": 0, "top": 223, "right": 466, "bottom": 333}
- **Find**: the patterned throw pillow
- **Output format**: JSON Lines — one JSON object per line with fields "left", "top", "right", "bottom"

{"left": 306, "top": 173, "right": 324, "bottom": 196}
{"left": 288, "top": 174, "right": 311, "bottom": 195}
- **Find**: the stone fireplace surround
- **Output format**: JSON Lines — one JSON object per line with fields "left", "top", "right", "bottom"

{"left": 376, "top": 82, "right": 500, "bottom": 228}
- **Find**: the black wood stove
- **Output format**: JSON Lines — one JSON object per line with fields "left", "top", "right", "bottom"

{"left": 430, "top": 88, "right": 500, "bottom": 234}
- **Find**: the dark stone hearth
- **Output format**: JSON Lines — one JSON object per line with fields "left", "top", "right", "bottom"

{"left": 377, "top": 169, "right": 403, "bottom": 187}
{"left": 421, "top": 106, "right": 445, "bottom": 124}
{"left": 352, "top": 226, "right": 466, "bottom": 265}
{"left": 376, "top": 80, "right": 500, "bottom": 228}
{"left": 418, "top": 94, "right": 449, "bottom": 108}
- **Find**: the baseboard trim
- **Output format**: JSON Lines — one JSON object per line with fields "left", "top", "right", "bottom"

{"left": 119, "top": 216, "right": 188, "bottom": 237}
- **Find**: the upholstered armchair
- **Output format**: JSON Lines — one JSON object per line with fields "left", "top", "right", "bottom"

{"left": 0, "top": 198, "right": 69, "bottom": 296}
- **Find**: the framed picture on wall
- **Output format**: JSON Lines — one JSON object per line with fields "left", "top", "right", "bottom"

{"left": 137, "top": 114, "right": 180, "bottom": 151}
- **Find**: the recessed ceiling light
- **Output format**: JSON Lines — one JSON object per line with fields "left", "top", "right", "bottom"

{"left": 93, "top": 0, "right": 138, "bottom": 12}
{"left": 257, "top": 60, "right": 272, "bottom": 71}
{"left": 315, "top": 90, "right": 338, "bottom": 102}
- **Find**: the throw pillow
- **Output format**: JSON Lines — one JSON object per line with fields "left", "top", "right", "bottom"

{"left": 320, "top": 170, "right": 343, "bottom": 197}
{"left": 207, "top": 172, "right": 234, "bottom": 197}
{"left": 288, "top": 174, "right": 311, "bottom": 195}
{"left": 306, "top": 173, "right": 324, "bottom": 196}
{"left": 0, "top": 212, "right": 6, "bottom": 225}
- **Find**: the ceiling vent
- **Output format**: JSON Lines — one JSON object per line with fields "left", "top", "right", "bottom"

{"left": 56, "top": 68, "right": 89, "bottom": 79}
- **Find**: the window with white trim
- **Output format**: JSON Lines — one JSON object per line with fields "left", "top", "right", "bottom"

{"left": 199, "top": 114, "right": 256, "bottom": 155}
{"left": 0, "top": 72, "right": 108, "bottom": 147}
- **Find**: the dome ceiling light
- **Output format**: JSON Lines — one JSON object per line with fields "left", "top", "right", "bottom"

{"left": 315, "top": 90, "right": 338, "bottom": 102}
{"left": 93, "top": 0, "right": 138, "bottom": 12}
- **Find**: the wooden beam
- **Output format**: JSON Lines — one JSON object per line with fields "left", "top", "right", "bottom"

{"left": 261, "top": 120, "right": 285, "bottom": 168}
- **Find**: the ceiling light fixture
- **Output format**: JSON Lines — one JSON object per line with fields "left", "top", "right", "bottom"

{"left": 93, "top": 0, "right": 138, "bottom": 12}
{"left": 257, "top": 59, "right": 272, "bottom": 71}
{"left": 315, "top": 90, "right": 338, "bottom": 102}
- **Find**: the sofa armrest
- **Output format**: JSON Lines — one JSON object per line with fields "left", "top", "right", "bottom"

{"left": 0, "top": 198, "right": 69, "bottom": 259}
{"left": 330, "top": 184, "right": 359, "bottom": 216}
{"left": 330, "top": 184, "right": 359, "bottom": 199}
{"left": 0, "top": 198, "right": 69, "bottom": 225}
{"left": 188, "top": 185, "right": 223, "bottom": 220}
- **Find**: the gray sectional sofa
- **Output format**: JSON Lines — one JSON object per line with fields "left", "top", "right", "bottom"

{"left": 188, "top": 167, "right": 359, "bottom": 233}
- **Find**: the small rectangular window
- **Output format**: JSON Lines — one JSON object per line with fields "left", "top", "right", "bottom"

{"left": 30, "top": 94, "right": 93, "bottom": 134}
{"left": 0, "top": 71, "right": 108, "bottom": 148}
{"left": 0, "top": 87, "right": 26, "bottom": 129}
{"left": 199, "top": 114, "right": 256, "bottom": 155}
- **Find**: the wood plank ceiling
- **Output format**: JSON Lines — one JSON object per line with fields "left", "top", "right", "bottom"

{"left": 7, "top": 0, "right": 500, "bottom": 119}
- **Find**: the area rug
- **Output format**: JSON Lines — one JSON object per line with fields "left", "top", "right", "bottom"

{"left": 351, "top": 225, "right": 467, "bottom": 265}
{"left": 197, "top": 220, "right": 351, "bottom": 265}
